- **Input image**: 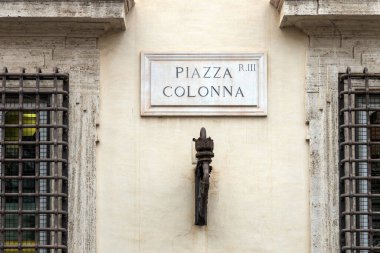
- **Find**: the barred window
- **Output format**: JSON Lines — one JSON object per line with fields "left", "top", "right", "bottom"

{"left": 0, "top": 68, "right": 69, "bottom": 253}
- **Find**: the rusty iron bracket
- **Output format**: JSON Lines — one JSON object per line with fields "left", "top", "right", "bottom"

{"left": 193, "top": 127, "right": 214, "bottom": 226}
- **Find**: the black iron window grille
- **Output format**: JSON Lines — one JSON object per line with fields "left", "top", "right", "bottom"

{"left": 0, "top": 68, "right": 69, "bottom": 253}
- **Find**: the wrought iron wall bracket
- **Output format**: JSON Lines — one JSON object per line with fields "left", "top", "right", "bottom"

{"left": 193, "top": 127, "right": 214, "bottom": 226}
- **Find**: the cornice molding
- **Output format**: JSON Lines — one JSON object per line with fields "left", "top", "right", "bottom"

{"left": 270, "top": 0, "right": 284, "bottom": 12}
{"left": 0, "top": 0, "right": 135, "bottom": 37}
{"left": 271, "top": 0, "right": 380, "bottom": 36}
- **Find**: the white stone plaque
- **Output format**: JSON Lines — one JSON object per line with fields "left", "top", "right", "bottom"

{"left": 141, "top": 53, "right": 267, "bottom": 116}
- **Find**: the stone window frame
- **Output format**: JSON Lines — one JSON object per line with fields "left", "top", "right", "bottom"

{"left": 0, "top": 1, "right": 134, "bottom": 252}
{"left": 271, "top": 0, "right": 380, "bottom": 252}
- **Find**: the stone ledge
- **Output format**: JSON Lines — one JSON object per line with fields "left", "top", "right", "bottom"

{"left": 271, "top": 0, "right": 380, "bottom": 36}
{"left": 0, "top": 0, "right": 134, "bottom": 37}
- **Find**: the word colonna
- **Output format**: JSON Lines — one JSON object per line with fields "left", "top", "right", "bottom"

{"left": 162, "top": 85, "right": 244, "bottom": 98}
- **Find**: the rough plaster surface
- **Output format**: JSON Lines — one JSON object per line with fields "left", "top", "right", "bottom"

{"left": 306, "top": 36, "right": 380, "bottom": 252}
{"left": 98, "top": 0, "right": 309, "bottom": 252}
{"left": 0, "top": 37, "right": 99, "bottom": 253}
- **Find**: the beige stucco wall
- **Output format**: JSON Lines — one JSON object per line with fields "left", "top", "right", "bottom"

{"left": 97, "top": 0, "right": 309, "bottom": 252}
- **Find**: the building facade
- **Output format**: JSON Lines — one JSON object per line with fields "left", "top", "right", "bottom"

{"left": 0, "top": 0, "right": 379, "bottom": 252}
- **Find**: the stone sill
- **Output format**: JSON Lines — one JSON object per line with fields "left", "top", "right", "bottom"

{"left": 271, "top": 0, "right": 380, "bottom": 36}
{"left": 0, "top": 0, "right": 134, "bottom": 37}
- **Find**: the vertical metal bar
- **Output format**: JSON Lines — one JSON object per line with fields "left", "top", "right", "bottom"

{"left": 17, "top": 68, "right": 25, "bottom": 253}
{"left": 35, "top": 68, "right": 41, "bottom": 253}
{"left": 347, "top": 67, "right": 355, "bottom": 252}
{"left": 339, "top": 75, "right": 346, "bottom": 253}
{"left": 357, "top": 72, "right": 368, "bottom": 249}
{"left": 0, "top": 67, "right": 7, "bottom": 252}
{"left": 53, "top": 68, "right": 59, "bottom": 253}
{"left": 40, "top": 100, "right": 49, "bottom": 253}
{"left": 61, "top": 75, "right": 69, "bottom": 253}
{"left": 46, "top": 101, "right": 51, "bottom": 253}
{"left": 364, "top": 68, "right": 373, "bottom": 252}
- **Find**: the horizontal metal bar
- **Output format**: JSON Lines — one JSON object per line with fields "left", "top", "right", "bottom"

{"left": 340, "top": 90, "right": 380, "bottom": 96}
{"left": 342, "top": 246, "right": 380, "bottom": 250}
{"left": 0, "top": 90, "right": 68, "bottom": 95}
{"left": 340, "top": 193, "right": 380, "bottom": 197}
{"left": 340, "top": 73, "right": 380, "bottom": 80}
{"left": 340, "top": 175, "right": 380, "bottom": 180}
{"left": 0, "top": 228, "right": 67, "bottom": 232}
{"left": 341, "top": 228, "right": 380, "bottom": 233}
{"left": 0, "top": 107, "right": 68, "bottom": 112}
{"left": 340, "top": 141, "right": 380, "bottom": 146}
{"left": 340, "top": 107, "right": 380, "bottom": 112}
{"left": 0, "top": 210, "right": 67, "bottom": 215}
{"left": 0, "top": 193, "right": 67, "bottom": 197}
{"left": 0, "top": 175, "right": 67, "bottom": 180}
{"left": 2, "top": 245, "right": 67, "bottom": 249}
{"left": 340, "top": 124, "right": 380, "bottom": 128}
{"left": 341, "top": 211, "right": 380, "bottom": 215}
{"left": 0, "top": 124, "right": 68, "bottom": 129}
{"left": 0, "top": 158, "right": 67, "bottom": 163}
{"left": 0, "top": 141, "right": 68, "bottom": 145}
{"left": 0, "top": 73, "right": 68, "bottom": 78}
{"left": 341, "top": 158, "right": 380, "bottom": 163}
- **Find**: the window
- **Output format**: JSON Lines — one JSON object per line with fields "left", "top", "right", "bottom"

{"left": 0, "top": 68, "right": 69, "bottom": 253}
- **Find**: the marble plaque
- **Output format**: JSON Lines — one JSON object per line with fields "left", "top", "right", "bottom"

{"left": 141, "top": 53, "right": 267, "bottom": 116}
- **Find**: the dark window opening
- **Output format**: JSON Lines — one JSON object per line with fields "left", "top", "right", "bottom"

{"left": 0, "top": 68, "right": 69, "bottom": 253}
